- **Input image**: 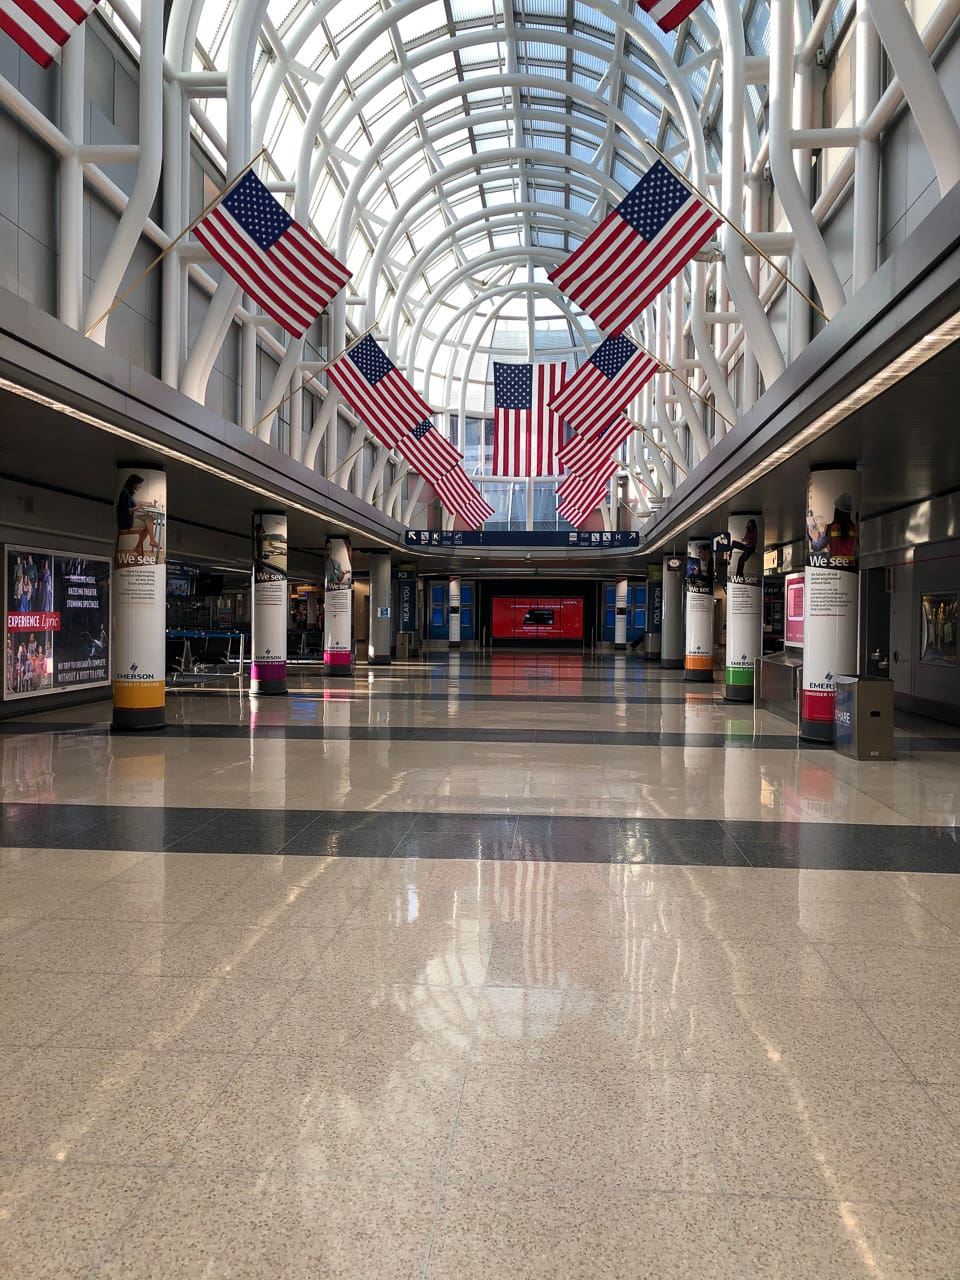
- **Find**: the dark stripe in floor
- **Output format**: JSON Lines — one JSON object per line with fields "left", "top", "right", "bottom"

{"left": 1, "top": 803, "right": 958, "bottom": 871}
{"left": 0, "top": 721, "right": 834, "bottom": 748}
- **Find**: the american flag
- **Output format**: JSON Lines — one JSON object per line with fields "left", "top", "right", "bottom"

{"left": 194, "top": 171, "right": 351, "bottom": 338}
{"left": 549, "top": 336, "right": 658, "bottom": 438}
{"left": 434, "top": 468, "right": 495, "bottom": 530}
{"left": 395, "top": 419, "right": 462, "bottom": 486}
{"left": 0, "top": 0, "right": 100, "bottom": 68}
{"left": 556, "top": 457, "right": 619, "bottom": 527}
{"left": 637, "top": 0, "right": 703, "bottom": 32}
{"left": 548, "top": 161, "right": 719, "bottom": 336}
{"left": 492, "top": 362, "right": 567, "bottom": 476}
{"left": 558, "top": 416, "right": 635, "bottom": 478}
{"left": 326, "top": 335, "right": 433, "bottom": 450}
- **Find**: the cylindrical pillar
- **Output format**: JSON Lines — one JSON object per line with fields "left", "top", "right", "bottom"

{"left": 724, "top": 512, "right": 764, "bottom": 702}
{"left": 368, "top": 552, "right": 392, "bottom": 665}
{"left": 112, "top": 466, "right": 166, "bottom": 731}
{"left": 684, "top": 538, "right": 714, "bottom": 683}
{"left": 448, "top": 577, "right": 461, "bottom": 649}
{"left": 614, "top": 577, "right": 628, "bottom": 650}
{"left": 801, "top": 467, "right": 860, "bottom": 741}
{"left": 661, "top": 555, "right": 683, "bottom": 669}
{"left": 323, "top": 535, "right": 353, "bottom": 677}
{"left": 645, "top": 563, "right": 662, "bottom": 661}
{"left": 251, "top": 511, "right": 288, "bottom": 696}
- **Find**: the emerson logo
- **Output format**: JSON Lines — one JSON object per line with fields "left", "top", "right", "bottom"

{"left": 121, "top": 662, "right": 156, "bottom": 681}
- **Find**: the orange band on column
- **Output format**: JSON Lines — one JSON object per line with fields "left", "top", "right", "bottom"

{"left": 113, "top": 680, "right": 165, "bottom": 708}
{"left": 685, "top": 654, "right": 713, "bottom": 671}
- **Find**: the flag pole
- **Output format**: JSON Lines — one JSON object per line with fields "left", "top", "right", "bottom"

{"left": 625, "top": 418, "right": 688, "bottom": 475}
{"left": 631, "top": 335, "right": 736, "bottom": 431}
{"left": 84, "top": 146, "right": 269, "bottom": 339}
{"left": 643, "top": 141, "right": 830, "bottom": 324}
{"left": 250, "top": 323, "right": 379, "bottom": 435}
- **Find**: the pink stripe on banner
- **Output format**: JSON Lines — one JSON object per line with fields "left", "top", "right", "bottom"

{"left": 251, "top": 661, "right": 286, "bottom": 681}
{"left": 324, "top": 650, "right": 353, "bottom": 666}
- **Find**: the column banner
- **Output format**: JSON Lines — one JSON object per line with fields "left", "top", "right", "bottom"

{"left": 684, "top": 538, "right": 714, "bottom": 682}
{"left": 448, "top": 577, "right": 461, "bottom": 649}
{"left": 725, "top": 513, "right": 763, "bottom": 702}
{"left": 398, "top": 566, "right": 416, "bottom": 633}
{"left": 801, "top": 468, "right": 860, "bottom": 740}
{"left": 661, "top": 555, "right": 683, "bottom": 669}
{"left": 323, "top": 536, "right": 353, "bottom": 676}
{"left": 645, "top": 563, "right": 662, "bottom": 660}
{"left": 251, "top": 512, "right": 288, "bottom": 695}
{"left": 614, "top": 577, "right": 628, "bottom": 649}
{"left": 112, "top": 467, "right": 166, "bottom": 730}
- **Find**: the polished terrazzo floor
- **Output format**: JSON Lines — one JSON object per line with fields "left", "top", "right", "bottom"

{"left": 1, "top": 652, "right": 959, "bottom": 1277}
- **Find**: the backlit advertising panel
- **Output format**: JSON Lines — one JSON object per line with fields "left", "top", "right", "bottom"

{"left": 5, "top": 546, "right": 110, "bottom": 700}
{"left": 491, "top": 596, "right": 584, "bottom": 640}
{"left": 784, "top": 571, "right": 805, "bottom": 648}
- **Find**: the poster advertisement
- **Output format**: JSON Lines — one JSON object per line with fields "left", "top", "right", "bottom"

{"left": 323, "top": 536, "right": 353, "bottom": 670}
{"left": 252, "top": 513, "right": 288, "bottom": 694}
{"left": 784, "top": 571, "right": 805, "bottom": 648}
{"left": 725, "top": 514, "right": 763, "bottom": 695}
{"left": 5, "top": 548, "right": 110, "bottom": 700}
{"left": 112, "top": 469, "right": 167, "bottom": 725}
{"left": 802, "top": 469, "right": 860, "bottom": 733}
{"left": 685, "top": 539, "right": 714, "bottom": 679}
{"left": 398, "top": 566, "right": 416, "bottom": 633}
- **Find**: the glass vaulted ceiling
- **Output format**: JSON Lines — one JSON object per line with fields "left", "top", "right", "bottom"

{"left": 130, "top": 1, "right": 769, "bottom": 414}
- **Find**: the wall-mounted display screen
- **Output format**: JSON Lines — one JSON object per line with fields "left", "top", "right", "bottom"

{"left": 5, "top": 546, "right": 111, "bottom": 700}
{"left": 784, "top": 572, "right": 805, "bottom": 648}
{"left": 492, "top": 596, "right": 584, "bottom": 640}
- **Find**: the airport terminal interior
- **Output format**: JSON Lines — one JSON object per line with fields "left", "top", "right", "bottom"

{"left": 1, "top": 0, "right": 960, "bottom": 1275}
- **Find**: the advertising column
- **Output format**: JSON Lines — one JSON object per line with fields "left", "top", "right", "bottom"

{"left": 801, "top": 467, "right": 860, "bottom": 740}
{"left": 644, "top": 563, "right": 663, "bottom": 661}
{"left": 112, "top": 467, "right": 166, "bottom": 731}
{"left": 323, "top": 535, "right": 353, "bottom": 676}
{"left": 684, "top": 538, "right": 714, "bottom": 683}
{"left": 368, "top": 552, "right": 391, "bottom": 665}
{"left": 448, "top": 577, "right": 461, "bottom": 649}
{"left": 251, "top": 512, "right": 287, "bottom": 696}
{"left": 661, "top": 555, "right": 683, "bottom": 669}
{"left": 724, "top": 512, "right": 764, "bottom": 702}
{"left": 614, "top": 577, "right": 628, "bottom": 650}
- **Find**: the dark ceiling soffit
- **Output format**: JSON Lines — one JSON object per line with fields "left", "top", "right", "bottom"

{"left": 638, "top": 181, "right": 960, "bottom": 547}
{"left": 0, "top": 289, "right": 405, "bottom": 548}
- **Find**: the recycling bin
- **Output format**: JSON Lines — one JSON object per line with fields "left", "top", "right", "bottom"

{"left": 834, "top": 676, "right": 894, "bottom": 760}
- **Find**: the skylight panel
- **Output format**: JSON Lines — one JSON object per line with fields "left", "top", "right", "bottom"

{"left": 396, "top": 1, "right": 450, "bottom": 44}
{"left": 450, "top": 0, "right": 504, "bottom": 22}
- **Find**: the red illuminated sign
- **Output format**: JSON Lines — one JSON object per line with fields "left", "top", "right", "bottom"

{"left": 491, "top": 596, "right": 584, "bottom": 640}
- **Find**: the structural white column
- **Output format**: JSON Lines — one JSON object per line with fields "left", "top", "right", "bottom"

{"left": 369, "top": 552, "right": 392, "bottom": 665}
{"left": 613, "top": 577, "right": 628, "bottom": 650}
{"left": 323, "top": 536, "right": 354, "bottom": 676}
{"left": 684, "top": 538, "right": 715, "bottom": 684}
{"left": 724, "top": 513, "right": 764, "bottom": 702}
{"left": 112, "top": 467, "right": 166, "bottom": 731}
{"left": 645, "top": 563, "right": 662, "bottom": 661}
{"left": 661, "top": 555, "right": 683, "bottom": 670}
{"left": 801, "top": 467, "right": 861, "bottom": 740}
{"left": 448, "top": 577, "right": 462, "bottom": 649}
{"left": 251, "top": 512, "right": 288, "bottom": 696}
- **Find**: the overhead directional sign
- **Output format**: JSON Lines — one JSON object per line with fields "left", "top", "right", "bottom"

{"left": 404, "top": 530, "right": 640, "bottom": 549}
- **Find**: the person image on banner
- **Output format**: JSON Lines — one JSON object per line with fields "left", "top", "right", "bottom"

{"left": 729, "top": 518, "right": 759, "bottom": 578}
{"left": 687, "top": 542, "right": 713, "bottom": 589}
{"left": 324, "top": 539, "right": 351, "bottom": 591}
{"left": 806, "top": 492, "right": 858, "bottom": 567}
{"left": 39, "top": 558, "right": 53, "bottom": 611}
{"left": 115, "top": 473, "right": 161, "bottom": 563}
